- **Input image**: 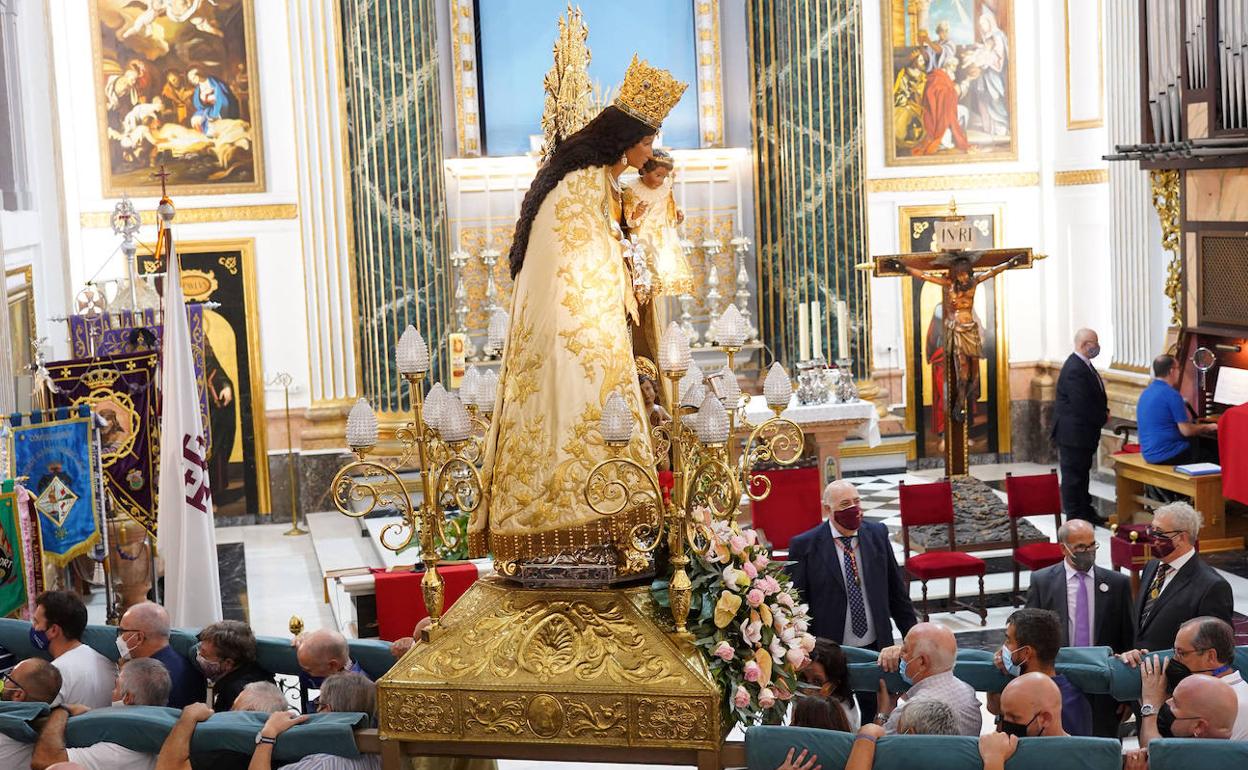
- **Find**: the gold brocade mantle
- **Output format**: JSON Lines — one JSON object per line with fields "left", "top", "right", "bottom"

{"left": 378, "top": 578, "right": 723, "bottom": 751}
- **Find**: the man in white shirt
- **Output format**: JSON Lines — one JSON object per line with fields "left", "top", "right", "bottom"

{"left": 0, "top": 658, "right": 63, "bottom": 767}
{"left": 31, "top": 657, "right": 171, "bottom": 770}
{"left": 1154, "top": 617, "right": 1248, "bottom": 740}
{"left": 875, "top": 622, "right": 983, "bottom": 736}
{"left": 32, "top": 590, "right": 117, "bottom": 709}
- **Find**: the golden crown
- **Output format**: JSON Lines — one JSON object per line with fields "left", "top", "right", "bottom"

{"left": 82, "top": 367, "right": 120, "bottom": 390}
{"left": 613, "top": 55, "right": 687, "bottom": 129}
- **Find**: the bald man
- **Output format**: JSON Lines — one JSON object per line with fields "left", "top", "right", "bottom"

{"left": 294, "top": 628, "right": 370, "bottom": 713}
{"left": 117, "top": 601, "right": 205, "bottom": 707}
{"left": 875, "top": 622, "right": 982, "bottom": 736}
{"left": 0, "top": 659, "right": 63, "bottom": 767}
{"left": 787, "top": 480, "right": 917, "bottom": 721}
{"left": 997, "top": 672, "right": 1069, "bottom": 737}
{"left": 1052, "top": 328, "right": 1109, "bottom": 525}
{"left": 1140, "top": 673, "right": 1239, "bottom": 746}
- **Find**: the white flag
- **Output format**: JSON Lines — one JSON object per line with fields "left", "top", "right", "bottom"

{"left": 157, "top": 238, "right": 222, "bottom": 627}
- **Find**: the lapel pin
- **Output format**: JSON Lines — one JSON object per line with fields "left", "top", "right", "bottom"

{"left": 1099, "top": 583, "right": 1109, "bottom": 592}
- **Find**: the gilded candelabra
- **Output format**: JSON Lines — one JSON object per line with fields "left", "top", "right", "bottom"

{"left": 582, "top": 308, "right": 803, "bottom": 634}
{"left": 330, "top": 325, "right": 492, "bottom": 638}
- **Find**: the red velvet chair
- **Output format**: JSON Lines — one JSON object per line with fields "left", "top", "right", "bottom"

{"left": 898, "top": 479, "right": 987, "bottom": 625}
{"left": 748, "top": 465, "right": 823, "bottom": 552}
{"left": 1005, "top": 470, "right": 1065, "bottom": 605}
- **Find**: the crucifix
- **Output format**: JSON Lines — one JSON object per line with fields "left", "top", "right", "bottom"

{"left": 151, "top": 165, "right": 172, "bottom": 198}
{"left": 862, "top": 201, "right": 1040, "bottom": 476}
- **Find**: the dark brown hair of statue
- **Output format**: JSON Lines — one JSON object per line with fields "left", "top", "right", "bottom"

{"left": 509, "top": 105, "right": 654, "bottom": 279}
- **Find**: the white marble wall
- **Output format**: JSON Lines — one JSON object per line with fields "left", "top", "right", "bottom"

{"left": 860, "top": 0, "right": 1121, "bottom": 390}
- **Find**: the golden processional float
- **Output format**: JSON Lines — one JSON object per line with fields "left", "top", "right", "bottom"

{"left": 327, "top": 8, "right": 806, "bottom": 767}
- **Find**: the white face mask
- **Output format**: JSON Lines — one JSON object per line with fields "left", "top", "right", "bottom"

{"left": 115, "top": 636, "right": 131, "bottom": 659}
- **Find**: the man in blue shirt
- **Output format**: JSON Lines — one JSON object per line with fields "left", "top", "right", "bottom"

{"left": 1136, "top": 354, "right": 1217, "bottom": 464}
{"left": 117, "top": 601, "right": 206, "bottom": 708}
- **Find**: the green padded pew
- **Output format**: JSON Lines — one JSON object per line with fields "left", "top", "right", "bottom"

{"left": 745, "top": 726, "right": 1123, "bottom": 770}
{"left": 4, "top": 619, "right": 394, "bottom": 680}
{"left": 1146, "top": 737, "right": 1248, "bottom": 769}
{"left": 0, "top": 702, "right": 370, "bottom": 761}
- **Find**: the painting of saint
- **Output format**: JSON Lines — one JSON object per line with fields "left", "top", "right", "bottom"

{"left": 90, "top": 0, "right": 263, "bottom": 195}
{"left": 881, "top": 0, "right": 1017, "bottom": 166}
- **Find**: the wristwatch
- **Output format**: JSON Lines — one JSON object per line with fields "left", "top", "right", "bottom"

{"left": 255, "top": 731, "right": 277, "bottom": 746}
{"left": 874, "top": 712, "right": 890, "bottom": 726}
{"left": 1140, "top": 704, "right": 1157, "bottom": 718}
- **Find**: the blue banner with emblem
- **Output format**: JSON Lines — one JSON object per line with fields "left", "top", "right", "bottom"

{"left": 9, "top": 408, "right": 102, "bottom": 567}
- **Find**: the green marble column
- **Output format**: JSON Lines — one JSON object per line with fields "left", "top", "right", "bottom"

{"left": 339, "top": 0, "right": 450, "bottom": 412}
{"left": 748, "top": 0, "right": 869, "bottom": 377}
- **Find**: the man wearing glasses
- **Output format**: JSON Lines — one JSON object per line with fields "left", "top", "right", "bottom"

{"left": 0, "top": 659, "right": 63, "bottom": 766}
{"left": 1121, "top": 502, "right": 1233, "bottom": 659}
{"left": 1024, "top": 518, "right": 1134, "bottom": 736}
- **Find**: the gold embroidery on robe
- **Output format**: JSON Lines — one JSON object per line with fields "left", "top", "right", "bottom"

{"left": 471, "top": 166, "right": 656, "bottom": 562}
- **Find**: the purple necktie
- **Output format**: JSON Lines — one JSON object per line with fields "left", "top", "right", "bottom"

{"left": 1074, "top": 571, "right": 1091, "bottom": 646}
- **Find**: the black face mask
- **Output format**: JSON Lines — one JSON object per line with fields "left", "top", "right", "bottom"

{"left": 1156, "top": 703, "right": 1177, "bottom": 737}
{"left": 998, "top": 712, "right": 1038, "bottom": 738}
{"left": 1165, "top": 658, "right": 1228, "bottom": 693}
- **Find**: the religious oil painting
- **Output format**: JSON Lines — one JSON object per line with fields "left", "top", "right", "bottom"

{"left": 141, "top": 240, "right": 270, "bottom": 519}
{"left": 90, "top": 0, "right": 264, "bottom": 195}
{"left": 881, "top": 0, "right": 1017, "bottom": 166}
{"left": 899, "top": 204, "right": 1010, "bottom": 460}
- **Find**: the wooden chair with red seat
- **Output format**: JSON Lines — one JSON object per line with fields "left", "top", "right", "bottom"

{"left": 1005, "top": 469, "right": 1065, "bottom": 606}
{"left": 898, "top": 479, "right": 987, "bottom": 626}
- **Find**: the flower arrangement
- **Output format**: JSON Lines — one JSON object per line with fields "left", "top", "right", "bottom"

{"left": 653, "top": 507, "right": 815, "bottom": 729}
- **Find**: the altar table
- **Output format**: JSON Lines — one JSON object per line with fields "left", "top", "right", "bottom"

{"left": 742, "top": 396, "right": 880, "bottom": 485}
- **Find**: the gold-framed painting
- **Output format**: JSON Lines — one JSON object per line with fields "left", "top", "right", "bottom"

{"left": 140, "top": 238, "right": 270, "bottom": 517}
{"left": 89, "top": 0, "right": 265, "bottom": 196}
{"left": 899, "top": 203, "right": 1011, "bottom": 458}
{"left": 881, "top": 0, "right": 1018, "bottom": 166}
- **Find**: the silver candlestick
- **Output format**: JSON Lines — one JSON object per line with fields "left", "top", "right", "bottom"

{"left": 730, "top": 234, "right": 757, "bottom": 342}
{"left": 480, "top": 248, "right": 502, "bottom": 318}
{"left": 450, "top": 250, "right": 477, "bottom": 361}
{"left": 678, "top": 235, "right": 698, "bottom": 345}
{"left": 835, "top": 357, "right": 859, "bottom": 402}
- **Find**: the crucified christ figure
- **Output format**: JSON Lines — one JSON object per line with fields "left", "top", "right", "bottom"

{"left": 885, "top": 253, "right": 1025, "bottom": 423}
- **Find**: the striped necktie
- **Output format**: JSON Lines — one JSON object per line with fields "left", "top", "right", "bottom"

{"left": 1140, "top": 563, "right": 1171, "bottom": 623}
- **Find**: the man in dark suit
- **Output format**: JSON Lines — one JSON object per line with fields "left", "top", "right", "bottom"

{"left": 1025, "top": 518, "right": 1134, "bottom": 736}
{"left": 787, "top": 480, "right": 918, "bottom": 722}
{"left": 1051, "top": 329, "right": 1109, "bottom": 526}
{"left": 1122, "top": 502, "right": 1234, "bottom": 659}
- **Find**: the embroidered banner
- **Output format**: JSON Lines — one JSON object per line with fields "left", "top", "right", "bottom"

{"left": 0, "top": 482, "right": 31, "bottom": 618}
{"left": 48, "top": 352, "right": 159, "bottom": 537}
{"left": 11, "top": 410, "right": 102, "bottom": 566}
{"left": 67, "top": 306, "right": 211, "bottom": 446}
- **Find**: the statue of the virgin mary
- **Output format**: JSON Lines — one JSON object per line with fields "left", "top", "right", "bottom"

{"left": 469, "top": 57, "right": 687, "bottom": 574}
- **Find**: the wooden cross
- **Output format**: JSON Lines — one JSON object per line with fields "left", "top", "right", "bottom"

{"left": 862, "top": 204, "right": 1040, "bottom": 476}
{"left": 152, "top": 165, "right": 171, "bottom": 198}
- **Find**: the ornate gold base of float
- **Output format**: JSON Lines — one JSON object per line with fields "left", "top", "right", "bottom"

{"left": 378, "top": 577, "right": 723, "bottom": 754}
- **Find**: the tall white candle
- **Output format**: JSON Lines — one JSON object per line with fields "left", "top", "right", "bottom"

{"left": 734, "top": 153, "right": 744, "bottom": 235}
{"left": 706, "top": 162, "right": 715, "bottom": 230}
{"left": 455, "top": 168, "right": 463, "bottom": 250}
{"left": 483, "top": 169, "right": 492, "bottom": 247}
{"left": 798, "top": 303, "right": 811, "bottom": 362}
{"left": 837, "top": 300, "right": 850, "bottom": 360}
{"left": 810, "top": 300, "right": 822, "bottom": 361}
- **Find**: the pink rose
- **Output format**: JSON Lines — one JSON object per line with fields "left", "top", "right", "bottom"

{"left": 776, "top": 591, "right": 795, "bottom": 608}
{"left": 758, "top": 687, "right": 776, "bottom": 709}
{"left": 714, "top": 641, "right": 735, "bottom": 661}
{"left": 764, "top": 576, "right": 782, "bottom": 595}
{"left": 799, "top": 633, "right": 817, "bottom": 653}
{"left": 741, "top": 617, "right": 763, "bottom": 645}
{"left": 753, "top": 554, "right": 769, "bottom": 571}
{"left": 747, "top": 588, "right": 765, "bottom": 607}
{"left": 744, "top": 660, "right": 761, "bottom": 682}
{"left": 744, "top": 528, "right": 758, "bottom": 546}
{"left": 786, "top": 646, "right": 807, "bottom": 668}
{"left": 729, "top": 534, "right": 748, "bottom": 554}
{"left": 733, "top": 685, "right": 751, "bottom": 708}
{"left": 742, "top": 560, "right": 758, "bottom": 579}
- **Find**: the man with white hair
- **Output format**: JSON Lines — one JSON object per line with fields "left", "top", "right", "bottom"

{"left": 32, "top": 658, "right": 171, "bottom": 770}
{"left": 787, "top": 479, "right": 917, "bottom": 722}
{"left": 1120, "top": 502, "right": 1233, "bottom": 659}
{"left": 875, "top": 622, "right": 982, "bottom": 736}
{"left": 117, "top": 601, "right": 205, "bottom": 707}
